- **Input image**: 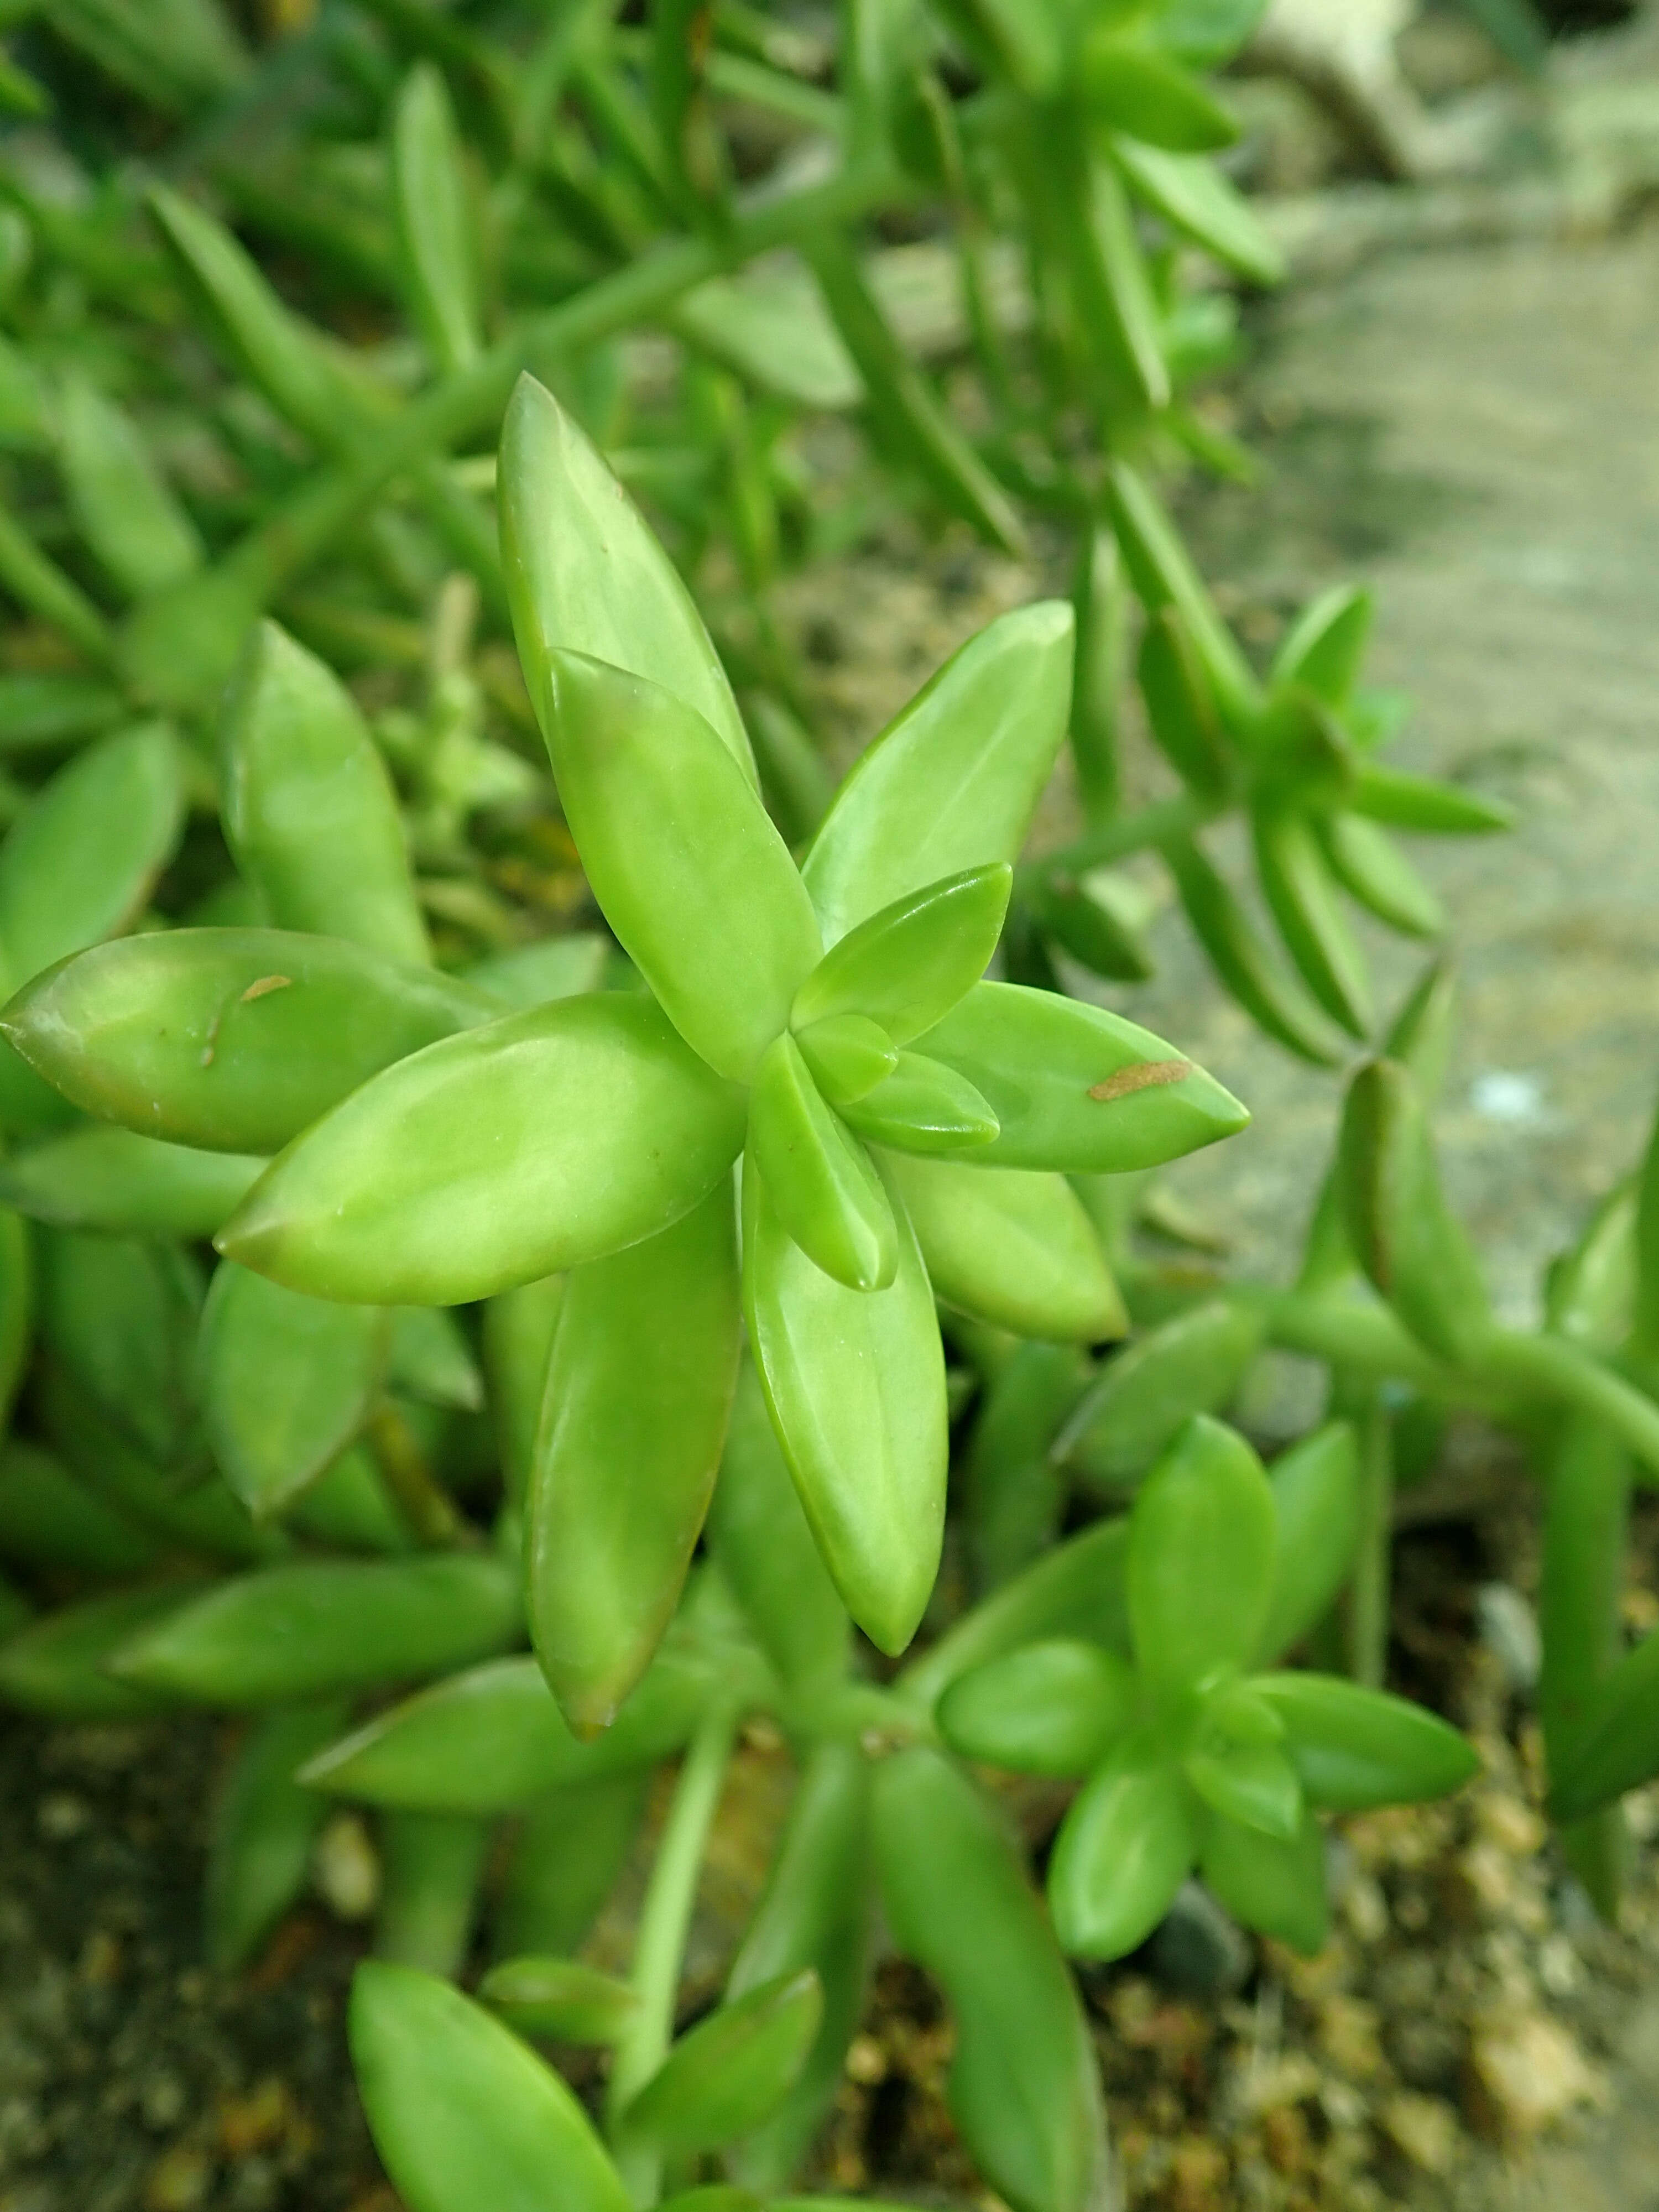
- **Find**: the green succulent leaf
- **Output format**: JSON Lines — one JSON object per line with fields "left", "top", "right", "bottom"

{"left": 899, "top": 1519, "right": 1132, "bottom": 1714}
{"left": 1138, "top": 607, "right": 1231, "bottom": 795}
{"left": 1255, "top": 1422, "right": 1361, "bottom": 1665}
{"left": 196, "top": 1265, "right": 388, "bottom": 1518}
{"left": 0, "top": 1579, "right": 200, "bottom": 1720}
{"left": 883, "top": 1152, "right": 1126, "bottom": 1343}
{"left": 351, "top": 1961, "right": 632, "bottom": 2212}
{"left": 1348, "top": 763, "right": 1512, "bottom": 836}
{"left": 915, "top": 983, "right": 1247, "bottom": 1173}
{"left": 1318, "top": 813, "right": 1445, "bottom": 940}
{"left": 792, "top": 1013, "right": 898, "bottom": 1106}
{"left": 1111, "top": 138, "right": 1283, "bottom": 285}
{"left": 0, "top": 1128, "right": 263, "bottom": 1238}
{"left": 1128, "top": 1416, "right": 1277, "bottom": 1699}
{"left": 1251, "top": 805, "right": 1372, "bottom": 1039}
{"left": 1338, "top": 1056, "right": 1489, "bottom": 1363}
{"left": 1, "top": 928, "right": 494, "bottom": 1156}
{"left": 1199, "top": 1804, "right": 1328, "bottom": 1953}
{"left": 743, "top": 1146, "right": 946, "bottom": 1655}
{"left": 620, "top": 1970, "right": 824, "bottom": 2156}
{"left": 1271, "top": 586, "right": 1374, "bottom": 707}
{"left": 0, "top": 721, "right": 184, "bottom": 987}
{"left": 791, "top": 863, "right": 1010, "bottom": 1046}
{"left": 300, "top": 1652, "right": 717, "bottom": 1812}
{"left": 389, "top": 64, "right": 483, "bottom": 375}
{"left": 1048, "top": 1740, "right": 1197, "bottom": 1960}
{"left": 708, "top": 1360, "right": 851, "bottom": 1695}
{"left": 1162, "top": 833, "right": 1339, "bottom": 1064}
{"left": 494, "top": 1772, "right": 650, "bottom": 1963}
{"left": 500, "top": 373, "right": 754, "bottom": 780}
{"left": 109, "top": 1556, "right": 522, "bottom": 1708}
{"left": 839, "top": 1055, "right": 1000, "bottom": 1158}
{"left": 875, "top": 1746, "right": 1111, "bottom": 2212}
{"left": 1083, "top": 35, "right": 1239, "bottom": 152}
{"left": 1256, "top": 1673, "right": 1480, "bottom": 1810}
{"left": 58, "top": 373, "right": 204, "bottom": 601}
{"left": 748, "top": 1035, "right": 898, "bottom": 1291}
{"left": 528, "top": 1183, "right": 741, "bottom": 1735}
{"left": 541, "top": 650, "right": 821, "bottom": 1082}
{"left": 1186, "top": 1740, "right": 1302, "bottom": 1840}
{"left": 724, "top": 1743, "right": 871, "bottom": 2190}
{"left": 938, "top": 1640, "right": 1136, "bottom": 1776}
{"left": 217, "top": 996, "right": 746, "bottom": 1305}
{"left": 802, "top": 603, "right": 1074, "bottom": 947}
{"left": 0, "top": 1439, "right": 158, "bottom": 1578}
{"left": 206, "top": 1698, "right": 351, "bottom": 1971}
{"left": 222, "top": 622, "right": 429, "bottom": 965}
{"left": 479, "top": 1957, "right": 640, "bottom": 2045}
{"left": 1053, "top": 1300, "right": 1263, "bottom": 1490}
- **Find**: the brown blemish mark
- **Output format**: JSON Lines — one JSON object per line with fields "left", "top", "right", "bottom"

{"left": 1089, "top": 1058, "right": 1192, "bottom": 1103}
{"left": 238, "top": 974, "right": 293, "bottom": 1004}
{"left": 200, "top": 975, "right": 295, "bottom": 1066}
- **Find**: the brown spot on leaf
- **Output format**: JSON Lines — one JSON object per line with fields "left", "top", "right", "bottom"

{"left": 1089, "top": 1058, "right": 1192, "bottom": 1103}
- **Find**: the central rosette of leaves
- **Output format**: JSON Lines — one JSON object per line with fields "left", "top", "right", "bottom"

{"left": 7, "top": 373, "right": 1245, "bottom": 1740}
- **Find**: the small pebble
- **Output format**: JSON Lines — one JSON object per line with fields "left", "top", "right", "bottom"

{"left": 312, "top": 1812, "right": 380, "bottom": 1921}
{"left": 218, "top": 2078, "right": 291, "bottom": 2157}
{"left": 1341, "top": 1872, "right": 1389, "bottom": 1947}
{"left": 1469, "top": 1071, "right": 1543, "bottom": 1126}
{"left": 1468, "top": 2009, "right": 1604, "bottom": 2139}
{"left": 78, "top": 1928, "right": 122, "bottom": 1987}
{"left": 227, "top": 2155, "right": 280, "bottom": 2212}
{"left": 1166, "top": 2136, "right": 1229, "bottom": 2211}
{"left": 143, "top": 2144, "right": 212, "bottom": 2212}
{"left": 1148, "top": 1882, "right": 1253, "bottom": 2000}
{"left": 36, "top": 1791, "right": 91, "bottom": 1841}
{"left": 1459, "top": 1839, "right": 1519, "bottom": 1915}
{"left": 1475, "top": 1584, "right": 1541, "bottom": 1692}
{"left": 1475, "top": 1793, "right": 1546, "bottom": 1857}
{"left": 1536, "top": 1933, "right": 1582, "bottom": 1999}
{"left": 1260, "top": 2099, "right": 1310, "bottom": 2174}
{"left": 1381, "top": 2090, "right": 1461, "bottom": 2173}
{"left": 1317, "top": 1994, "right": 1386, "bottom": 2081}
{"left": 843, "top": 2034, "right": 888, "bottom": 2086}
{"left": 141, "top": 2072, "right": 187, "bottom": 2132}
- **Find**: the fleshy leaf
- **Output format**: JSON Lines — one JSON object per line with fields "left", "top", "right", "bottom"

{"left": 743, "top": 1147, "right": 945, "bottom": 1655}
{"left": 938, "top": 1640, "right": 1136, "bottom": 1776}
{"left": 748, "top": 1035, "right": 897, "bottom": 1291}
{"left": 351, "top": 1961, "right": 632, "bottom": 2212}
{"left": 528, "top": 1185, "right": 741, "bottom": 1734}
{"left": 915, "top": 982, "right": 1247, "bottom": 1172}
{"left": 1048, "top": 1740, "right": 1197, "bottom": 1960}
{"left": 500, "top": 373, "right": 753, "bottom": 778}
{"left": 1256, "top": 1673, "right": 1480, "bottom": 1810}
{"left": 802, "top": 603, "right": 1073, "bottom": 946}
{"left": 541, "top": 651, "right": 821, "bottom": 1082}
{"left": 790, "top": 864, "right": 1010, "bottom": 1046}
{"left": 1128, "top": 1417, "right": 1276, "bottom": 1699}
{"left": 884, "top": 1153, "right": 1126, "bottom": 1343}
{"left": 1, "top": 928, "right": 494, "bottom": 1156}
{"left": 217, "top": 997, "right": 745, "bottom": 1305}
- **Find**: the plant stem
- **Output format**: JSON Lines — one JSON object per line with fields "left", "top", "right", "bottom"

{"left": 1345, "top": 1393, "right": 1393, "bottom": 1689}
{"left": 220, "top": 158, "right": 908, "bottom": 606}
{"left": 1020, "top": 790, "right": 1219, "bottom": 885}
{"left": 607, "top": 1696, "right": 739, "bottom": 2206}
{"left": 364, "top": 1402, "right": 469, "bottom": 1549}
{"left": 1239, "top": 1286, "right": 1457, "bottom": 1397}
{"left": 1539, "top": 1413, "right": 1632, "bottom": 1917}
{"left": 1475, "top": 1331, "right": 1659, "bottom": 1488}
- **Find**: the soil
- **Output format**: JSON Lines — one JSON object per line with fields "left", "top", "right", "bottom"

{"left": 8, "top": 139, "right": 1659, "bottom": 2212}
